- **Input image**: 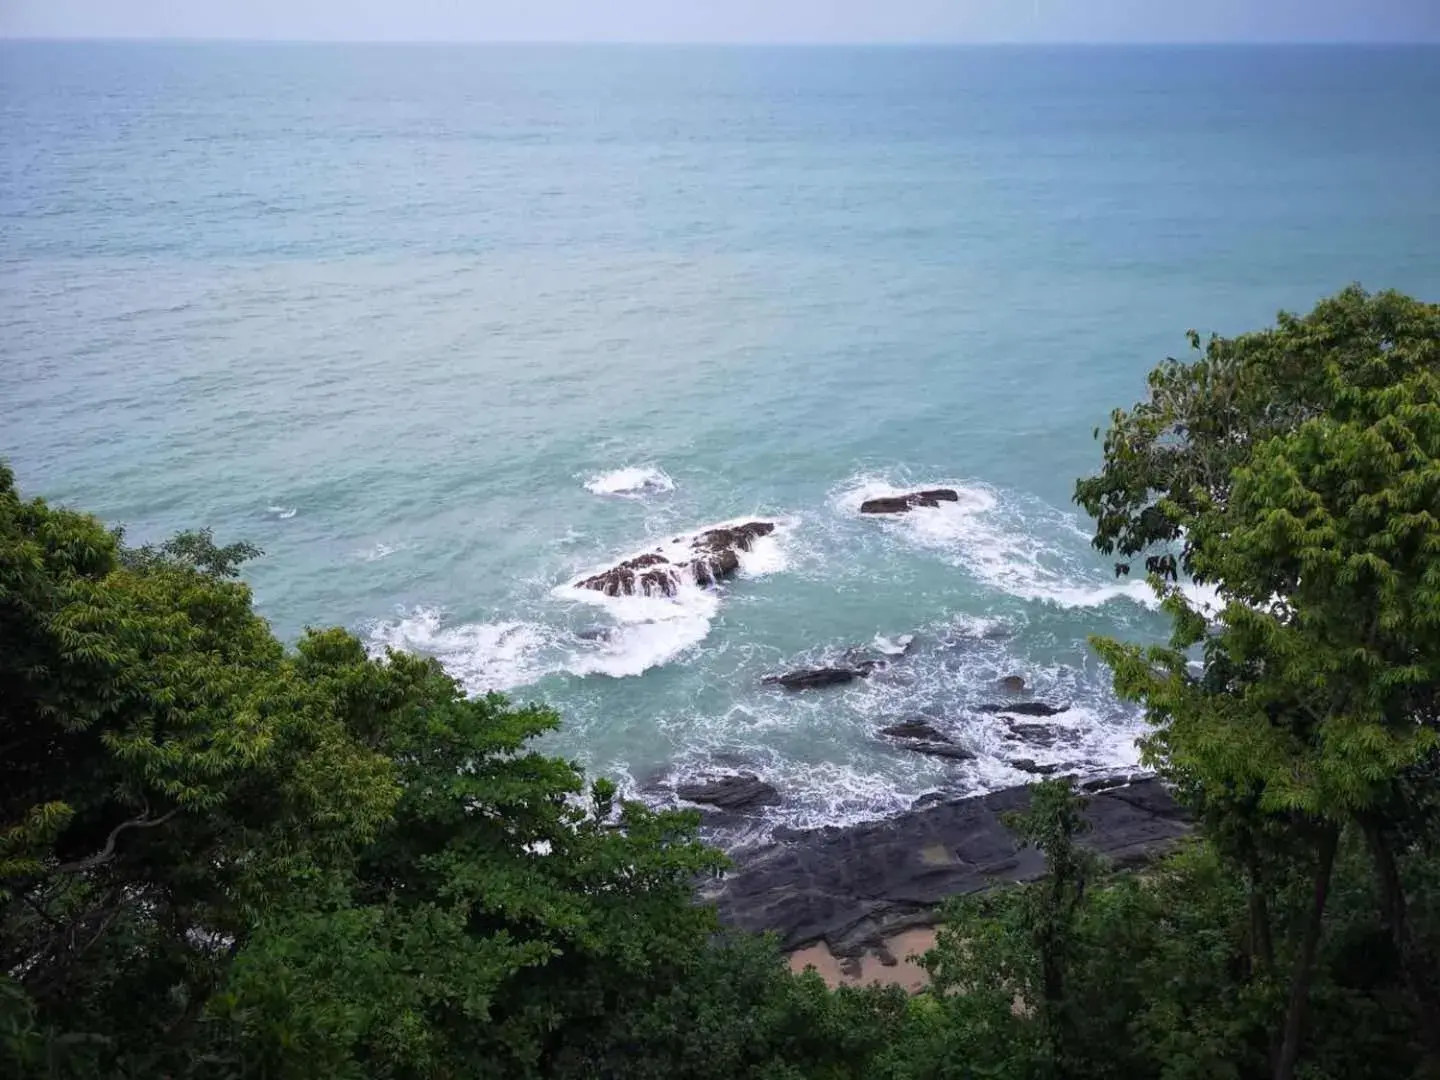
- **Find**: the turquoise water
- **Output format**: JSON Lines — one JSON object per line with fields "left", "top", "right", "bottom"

{"left": 4, "top": 43, "right": 1439, "bottom": 838}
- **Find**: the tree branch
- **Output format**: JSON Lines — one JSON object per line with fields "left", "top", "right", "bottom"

{"left": 52, "top": 807, "right": 181, "bottom": 874}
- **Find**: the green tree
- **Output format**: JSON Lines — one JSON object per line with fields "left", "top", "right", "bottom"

{"left": 1078, "top": 287, "right": 1440, "bottom": 1080}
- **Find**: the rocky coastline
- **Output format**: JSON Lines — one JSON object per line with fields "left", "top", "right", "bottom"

{"left": 704, "top": 776, "right": 1189, "bottom": 964}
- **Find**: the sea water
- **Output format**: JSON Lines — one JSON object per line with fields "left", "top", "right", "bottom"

{"left": 4, "top": 43, "right": 1438, "bottom": 839}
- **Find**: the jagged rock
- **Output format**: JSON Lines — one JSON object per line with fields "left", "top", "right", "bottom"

{"left": 705, "top": 779, "right": 1189, "bottom": 955}
{"left": 675, "top": 773, "right": 781, "bottom": 813}
{"left": 997, "top": 675, "right": 1026, "bottom": 693}
{"left": 763, "top": 667, "right": 868, "bottom": 691}
{"left": 905, "top": 743, "right": 977, "bottom": 761}
{"left": 880, "top": 721, "right": 950, "bottom": 742}
{"left": 911, "top": 792, "right": 948, "bottom": 810}
{"left": 576, "top": 521, "right": 775, "bottom": 597}
{"left": 575, "top": 626, "right": 613, "bottom": 642}
{"left": 1009, "top": 759, "right": 1060, "bottom": 775}
{"left": 860, "top": 488, "right": 960, "bottom": 515}
{"left": 1003, "top": 721, "right": 1065, "bottom": 747}
{"left": 977, "top": 701, "right": 1069, "bottom": 717}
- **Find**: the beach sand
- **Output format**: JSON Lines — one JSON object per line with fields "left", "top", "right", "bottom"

{"left": 788, "top": 927, "right": 938, "bottom": 993}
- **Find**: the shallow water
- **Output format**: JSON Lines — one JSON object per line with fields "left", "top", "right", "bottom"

{"left": 4, "top": 42, "right": 1439, "bottom": 838}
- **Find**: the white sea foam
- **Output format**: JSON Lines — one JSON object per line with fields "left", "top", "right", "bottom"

{"left": 871, "top": 633, "right": 915, "bottom": 656}
{"left": 583, "top": 464, "right": 676, "bottom": 498}
{"left": 267, "top": 505, "right": 297, "bottom": 520}
{"left": 838, "top": 475, "right": 1203, "bottom": 611}
{"left": 366, "top": 607, "right": 556, "bottom": 693}
{"left": 356, "top": 542, "right": 402, "bottom": 562}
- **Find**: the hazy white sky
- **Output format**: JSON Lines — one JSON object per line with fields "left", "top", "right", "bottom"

{"left": 2, "top": 0, "right": 1437, "bottom": 44}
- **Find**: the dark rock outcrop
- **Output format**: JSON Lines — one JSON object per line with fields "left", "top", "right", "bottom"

{"left": 763, "top": 667, "right": 869, "bottom": 691}
{"left": 676, "top": 773, "right": 781, "bottom": 813}
{"left": 880, "top": 721, "right": 951, "bottom": 742}
{"left": 1004, "top": 721, "right": 1066, "bottom": 748}
{"left": 978, "top": 701, "right": 1069, "bottom": 717}
{"left": 996, "top": 675, "right": 1026, "bottom": 693}
{"left": 860, "top": 488, "right": 960, "bottom": 515}
{"left": 706, "top": 778, "right": 1189, "bottom": 956}
{"left": 904, "top": 743, "right": 977, "bottom": 761}
{"left": 1009, "top": 759, "right": 1060, "bottom": 775}
{"left": 576, "top": 521, "right": 775, "bottom": 597}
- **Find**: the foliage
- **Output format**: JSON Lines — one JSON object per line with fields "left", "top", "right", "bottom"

{"left": 1078, "top": 286, "right": 1440, "bottom": 1078}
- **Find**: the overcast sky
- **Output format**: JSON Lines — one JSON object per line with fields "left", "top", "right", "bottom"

{"left": 2, "top": 0, "right": 1438, "bottom": 44}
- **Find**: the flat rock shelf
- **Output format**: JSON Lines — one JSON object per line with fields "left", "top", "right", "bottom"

{"left": 705, "top": 778, "right": 1189, "bottom": 959}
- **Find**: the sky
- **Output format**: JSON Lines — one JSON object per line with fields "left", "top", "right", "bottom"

{"left": 1, "top": 0, "right": 1438, "bottom": 44}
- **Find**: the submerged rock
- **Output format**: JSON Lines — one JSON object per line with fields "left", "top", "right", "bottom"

{"left": 904, "top": 743, "right": 977, "bottom": 762}
{"left": 879, "top": 721, "right": 951, "bottom": 742}
{"left": 706, "top": 778, "right": 1189, "bottom": 956}
{"left": 859, "top": 488, "right": 960, "bottom": 515}
{"left": 675, "top": 773, "right": 781, "bottom": 813}
{"left": 763, "top": 667, "right": 869, "bottom": 691}
{"left": 996, "top": 675, "right": 1027, "bottom": 694}
{"left": 1004, "top": 721, "right": 1066, "bottom": 748}
{"left": 1008, "top": 759, "right": 1061, "bottom": 775}
{"left": 977, "top": 701, "right": 1069, "bottom": 717}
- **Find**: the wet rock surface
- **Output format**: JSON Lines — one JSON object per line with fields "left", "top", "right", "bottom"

{"left": 676, "top": 773, "right": 781, "bottom": 813}
{"left": 705, "top": 778, "right": 1189, "bottom": 956}
{"left": 879, "top": 721, "right": 951, "bottom": 742}
{"left": 978, "top": 701, "right": 1069, "bottom": 717}
{"left": 576, "top": 521, "right": 775, "bottom": 597}
{"left": 763, "top": 667, "right": 870, "bottom": 690}
{"left": 860, "top": 488, "right": 961, "bottom": 515}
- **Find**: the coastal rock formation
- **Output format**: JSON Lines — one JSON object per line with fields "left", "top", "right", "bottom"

{"left": 879, "top": 721, "right": 951, "bottom": 742}
{"left": 996, "top": 675, "right": 1027, "bottom": 693}
{"left": 576, "top": 521, "right": 775, "bottom": 597}
{"left": 1004, "top": 721, "right": 1066, "bottom": 748}
{"left": 706, "top": 778, "right": 1189, "bottom": 957}
{"left": 902, "top": 743, "right": 977, "bottom": 762}
{"left": 978, "top": 701, "right": 1069, "bottom": 717}
{"left": 859, "top": 488, "right": 960, "bottom": 515}
{"left": 1008, "top": 759, "right": 1061, "bottom": 775}
{"left": 676, "top": 773, "right": 781, "bottom": 813}
{"left": 763, "top": 666, "right": 871, "bottom": 691}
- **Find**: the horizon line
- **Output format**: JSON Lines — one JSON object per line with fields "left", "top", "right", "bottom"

{"left": 3, "top": 35, "right": 1438, "bottom": 48}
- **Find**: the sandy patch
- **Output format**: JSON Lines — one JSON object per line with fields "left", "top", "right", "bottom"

{"left": 787, "top": 927, "right": 937, "bottom": 993}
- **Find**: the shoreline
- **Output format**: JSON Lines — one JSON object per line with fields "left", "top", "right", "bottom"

{"left": 708, "top": 775, "right": 1189, "bottom": 977}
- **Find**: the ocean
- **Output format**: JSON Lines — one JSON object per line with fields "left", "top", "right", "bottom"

{"left": 4, "top": 42, "right": 1438, "bottom": 840}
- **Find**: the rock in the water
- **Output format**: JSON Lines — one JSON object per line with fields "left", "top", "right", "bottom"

{"left": 1003, "top": 721, "right": 1065, "bottom": 748}
{"left": 763, "top": 667, "right": 868, "bottom": 691}
{"left": 575, "top": 521, "right": 775, "bottom": 598}
{"left": 705, "top": 779, "right": 1189, "bottom": 955}
{"left": 996, "top": 675, "right": 1026, "bottom": 693}
{"left": 575, "top": 626, "right": 613, "bottom": 642}
{"left": 977, "top": 701, "right": 1069, "bottom": 717}
{"left": 675, "top": 773, "right": 781, "bottom": 813}
{"left": 880, "top": 721, "right": 951, "bottom": 742}
{"left": 911, "top": 791, "right": 949, "bottom": 810}
{"left": 905, "top": 743, "right": 977, "bottom": 761}
{"left": 860, "top": 488, "right": 960, "bottom": 515}
{"left": 1009, "top": 759, "right": 1060, "bottom": 775}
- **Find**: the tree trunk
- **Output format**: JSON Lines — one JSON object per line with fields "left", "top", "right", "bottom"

{"left": 1274, "top": 824, "right": 1339, "bottom": 1080}
{"left": 1363, "top": 819, "right": 1440, "bottom": 1062}
{"left": 1246, "top": 852, "right": 1275, "bottom": 976}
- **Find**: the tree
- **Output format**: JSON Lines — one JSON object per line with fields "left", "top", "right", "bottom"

{"left": 1078, "top": 287, "right": 1440, "bottom": 1080}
